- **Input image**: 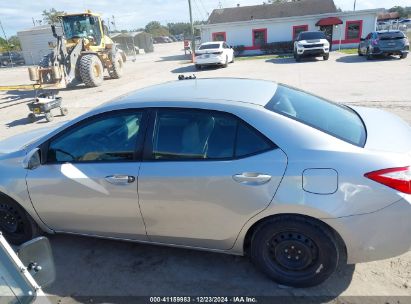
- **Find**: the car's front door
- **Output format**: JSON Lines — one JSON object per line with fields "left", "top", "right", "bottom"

{"left": 26, "top": 110, "right": 148, "bottom": 240}
{"left": 138, "top": 108, "right": 288, "bottom": 250}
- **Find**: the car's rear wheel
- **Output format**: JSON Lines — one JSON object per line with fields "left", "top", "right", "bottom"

{"left": 0, "top": 195, "right": 40, "bottom": 245}
{"left": 366, "top": 48, "right": 373, "bottom": 60}
{"left": 250, "top": 215, "right": 339, "bottom": 288}
{"left": 223, "top": 56, "right": 228, "bottom": 68}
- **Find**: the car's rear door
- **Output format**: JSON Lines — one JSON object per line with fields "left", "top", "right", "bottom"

{"left": 137, "top": 108, "right": 287, "bottom": 250}
{"left": 26, "top": 110, "right": 149, "bottom": 240}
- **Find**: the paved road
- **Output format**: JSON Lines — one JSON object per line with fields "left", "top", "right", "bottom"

{"left": 0, "top": 43, "right": 410, "bottom": 302}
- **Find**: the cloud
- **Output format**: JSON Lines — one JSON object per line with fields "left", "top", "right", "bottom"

{"left": 0, "top": 0, "right": 408, "bottom": 36}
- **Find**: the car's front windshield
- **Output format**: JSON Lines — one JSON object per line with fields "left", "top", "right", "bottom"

{"left": 265, "top": 85, "right": 367, "bottom": 147}
{"left": 299, "top": 32, "right": 325, "bottom": 40}
{"left": 61, "top": 15, "right": 101, "bottom": 45}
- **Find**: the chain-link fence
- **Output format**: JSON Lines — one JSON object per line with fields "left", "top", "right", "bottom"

{"left": 0, "top": 49, "right": 51, "bottom": 68}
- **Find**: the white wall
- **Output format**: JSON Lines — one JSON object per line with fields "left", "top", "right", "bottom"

{"left": 200, "top": 10, "right": 378, "bottom": 53}
{"left": 17, "top": 26, "right": 56, "bottom": 65}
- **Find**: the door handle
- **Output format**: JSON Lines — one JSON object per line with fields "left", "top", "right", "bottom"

{"left": 105, "top": 175, "right": 135, "bottom": 185}
{"left": 232, "top": 173, "right": 271, "bottom": 185}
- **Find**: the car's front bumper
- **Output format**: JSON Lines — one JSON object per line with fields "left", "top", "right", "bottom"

{"left": 296, "top": 47, "right": 328, "bottom": 57}
{"left": 323, "top": 197, "right": 411, "bottom": 264}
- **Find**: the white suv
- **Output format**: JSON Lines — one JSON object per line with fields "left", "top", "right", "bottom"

{"left": 195, "top": 41, "right": 235, "bottom": 69}
{"left": 294, "top": 31, "right": 330, "bottom": 62}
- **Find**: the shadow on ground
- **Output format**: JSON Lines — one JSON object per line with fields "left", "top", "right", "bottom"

{"left": 44, "top": 234, "right": 354, "bottom": 302}
{"left": 171, "top": 65, "right": 221, "bottom": 74}
{"left": 336, "top": 54, "right": 402, "bottom": 63}
{"left": 157, "top": 54, "right": 191, "bottom": 62}
{"left": 266, "top": 57, "right": 324, "bottom": 64}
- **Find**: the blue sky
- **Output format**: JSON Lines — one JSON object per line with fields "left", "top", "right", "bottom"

{"left": 1, "top": 0, "right": 410, "bottom": 36}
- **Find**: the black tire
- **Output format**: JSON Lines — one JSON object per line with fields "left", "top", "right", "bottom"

{"left": 223, "top": 56, "right": 228, "bottom": 68}
{"left": 79, "top": 54, "right": 104, "bottom": 87}
{"left": 27, "top": 113, "right": 36, "bottom": 123}
{"left": 108, "top": 52, "right": 124, "bottom": 79}
{"left": 45, "top": 112, "right": 54, "bottom": 122}
{"left": 366, "top": 48, "right": 373, "bottom": 60}
{"left": 295, "top": 54, "right": 301, "bottom": 62}
{"left": 250, "top": 215, "right": 339, "bottom": 288}
{"left": 195, "top": 64, "right": 202, "bottom": 70}
{"left": 0, "top": 195, "right": 40, "bottom": 245}
{"left": 323, "top": 53, "right": 329, "bottom": 61}
{"left": 400, "top": 53, "right": 408, "bottom": 59}
{"left": 60, "top": 107, "right": 68, "bottom": 116}
{"left": 358, "top": 47, "right": 363, "bottom": 56}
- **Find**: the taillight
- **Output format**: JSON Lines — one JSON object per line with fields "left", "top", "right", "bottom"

{"left": 365, "top": 166, "right": 411, "bottom": 194}
{"left": 372, "top": 39, "right": 379, "bottom": 46}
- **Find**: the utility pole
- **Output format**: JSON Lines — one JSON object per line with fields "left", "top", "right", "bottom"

{"left": 353, "top": 0, "right": 356, "bottom": 11}
{"left": 188, "top": 0, "right": 195, "bottom": 62}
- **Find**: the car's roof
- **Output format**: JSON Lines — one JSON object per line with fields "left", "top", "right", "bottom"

{"left": 376, "top": 30, "right": 403, "bottom": 34}
{"left": 107, "top": 78, "right": 278, "bottom": 109}
{"left": 201, "top": 41, "right": 223, "bottom": 45}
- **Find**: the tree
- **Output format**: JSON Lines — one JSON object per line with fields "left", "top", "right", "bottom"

{"left": 42, "top": 8, "right": 65, "bottom": 24}
{"left": 145, "top": 21, "right": 169, "bottom": 37}
{"left": 388, "top": 6, "right": 411, "bottom": 18}
{"left": 8, "top": 36, "right": 21, "bottom": 50}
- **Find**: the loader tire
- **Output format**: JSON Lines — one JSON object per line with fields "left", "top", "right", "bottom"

{"left": 109, "top": 52, "right": 124, "bottom": 79}
{"left": 38, "top": 53, "right": 53, "bottom": 83}
{"left": 79, "top": 54, "right": 104, "bottom": 87}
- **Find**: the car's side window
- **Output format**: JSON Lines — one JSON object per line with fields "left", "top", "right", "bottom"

{"left": 235, "top": 123, "right": 273, "bottom": 158}
{"left": 47, "top": 111, "right": 144, "bottom": 163}
{"left": 151, "top": 109, "right": 274, "bottom": 161}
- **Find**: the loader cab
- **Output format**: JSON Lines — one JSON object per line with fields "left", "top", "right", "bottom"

{"left": 61, "top": 14, "right": 103, "bottom": 48}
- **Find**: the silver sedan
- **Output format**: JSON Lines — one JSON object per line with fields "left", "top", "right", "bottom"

{"left": 0, "top": 78, "right": 410, "bottom": 287}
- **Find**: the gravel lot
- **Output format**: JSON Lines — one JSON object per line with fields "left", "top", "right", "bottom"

{"left": 0, "top": 42, "right": 410, "bottom": 302}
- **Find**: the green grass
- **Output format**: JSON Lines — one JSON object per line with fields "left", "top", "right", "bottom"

{"left": 337, "top": 48, "right": 358, "bottom": 55}
{"left": 236, "top": 54, "right": 292, "bottom": 61}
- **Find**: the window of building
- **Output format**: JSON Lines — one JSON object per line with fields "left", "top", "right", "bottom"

{"left": 212, "top": 32, "right": 227, "bottom": 41}
{"left": 252, "top": 28, "right": 267, "bottom": 47}
{"left": 292, "top": 25, "right": 308, "bottom": 40}
{"left": 151, "top": 109, "right": 274, "bottom": 161}
{"left": 345, "top": 20, "right": 363, "bottom": 41}
{"left": 47, "top": 111, "right": 144, "bottom": 163}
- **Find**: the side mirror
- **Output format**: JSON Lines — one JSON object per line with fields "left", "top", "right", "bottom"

{"left": 17, "top": 237, "right": 56, "bottom": 288}
{"left": 22, "top": 148, "right": 41, "bottom": 170}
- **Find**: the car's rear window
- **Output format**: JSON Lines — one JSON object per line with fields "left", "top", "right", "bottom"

{"left": 199, "top": 44, "right": 221, "bottom": 50}
{"left": 265, "top": 85, "right": 367, "bottom": 147}
{"left": 378, "top": 32, "right": 405, "bottom": 40}
{"left": 299, "top": 32, "right": 325, "bottom": 40}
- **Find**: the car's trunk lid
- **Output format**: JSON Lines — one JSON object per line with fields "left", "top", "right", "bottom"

{"left": 351, "top": 106, "right": 411, "bottom": 153}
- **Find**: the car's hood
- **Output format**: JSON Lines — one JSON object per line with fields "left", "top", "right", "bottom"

{"left": 298, "top": 39, "right": 328, "bottom": 45}
{"left": 0, "top": 123, "right": 63, "bottom": 154}
{"left": 351, "top": 106, "right": 411, "bottom": 153}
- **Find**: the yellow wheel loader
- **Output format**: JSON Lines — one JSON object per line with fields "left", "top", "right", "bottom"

{"left": 28, "top": 10, "right": 126, "bottom": 89}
